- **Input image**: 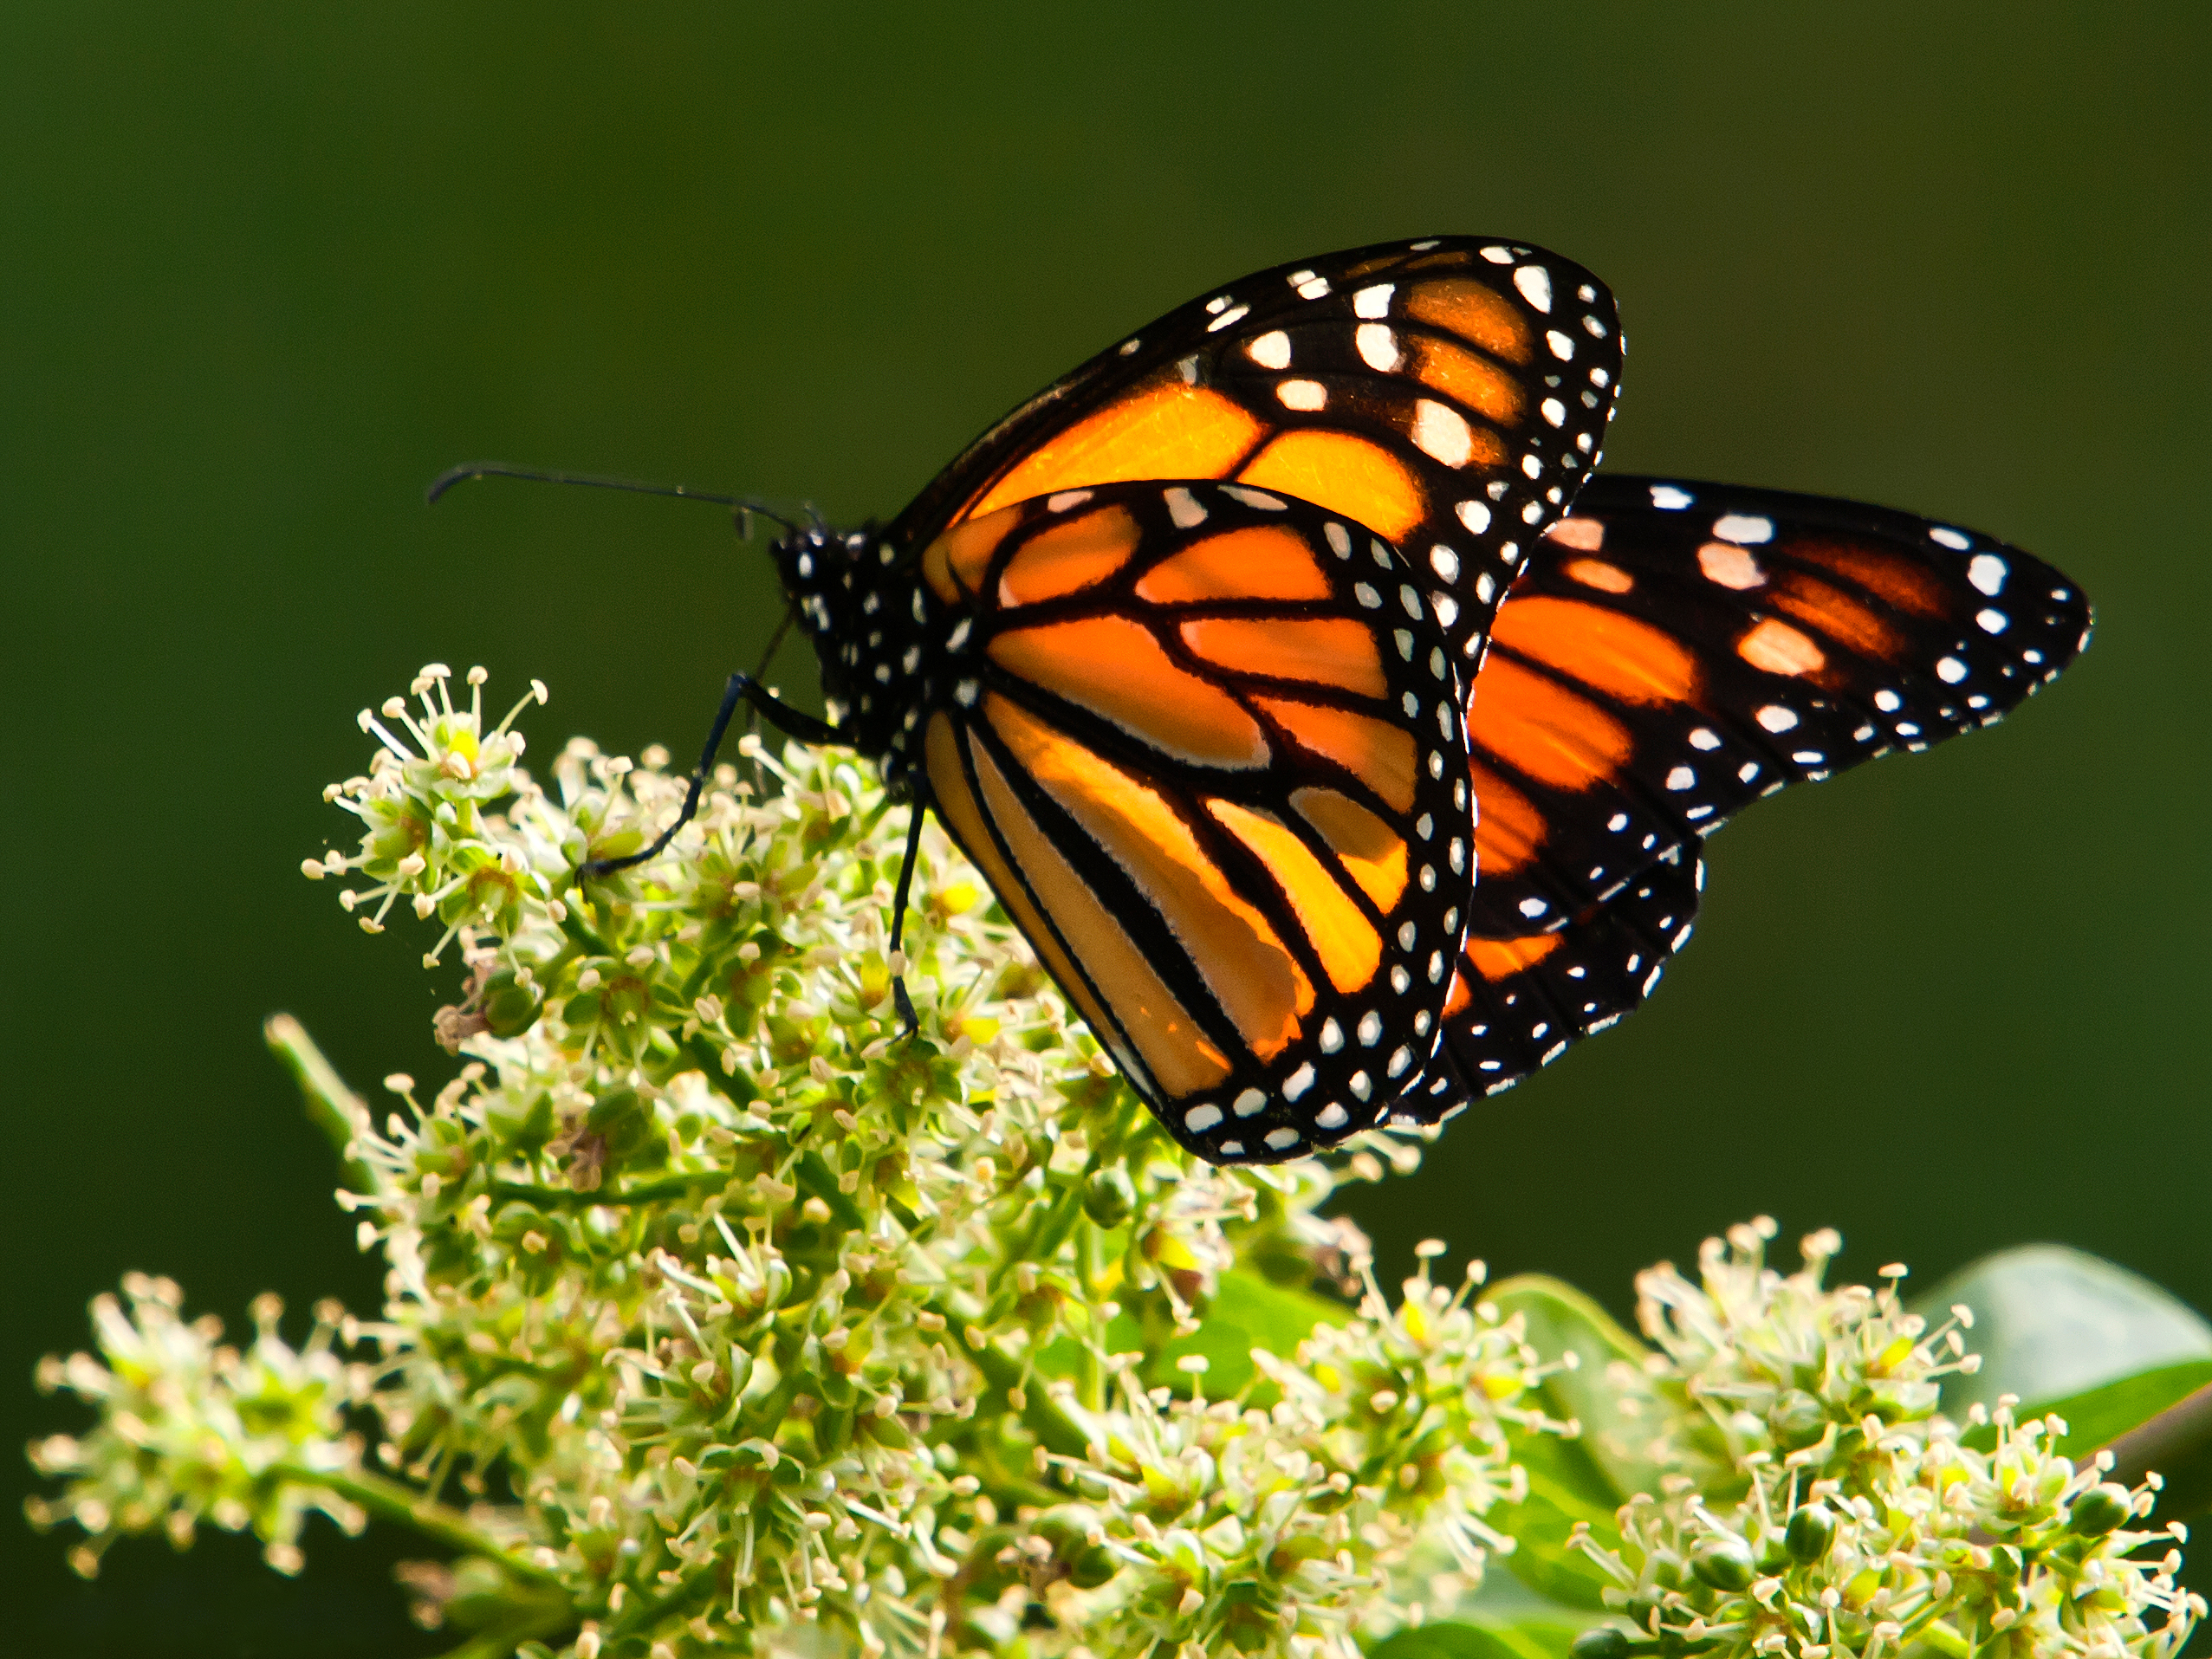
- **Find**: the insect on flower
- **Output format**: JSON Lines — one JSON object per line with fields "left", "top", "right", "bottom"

{"left": 433, "top": 236, "right": 2091, "bottom": 1166}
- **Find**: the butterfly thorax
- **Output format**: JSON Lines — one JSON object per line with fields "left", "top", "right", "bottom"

{"left": 771, "top": 523, "right": 957, "bottom": 796}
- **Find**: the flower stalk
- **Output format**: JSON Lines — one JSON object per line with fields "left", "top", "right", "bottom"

{"left": 25, "top": 666, "right": 2202, "bottom": 1659}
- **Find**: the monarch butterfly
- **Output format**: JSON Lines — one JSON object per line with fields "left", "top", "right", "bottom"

{"left": 441, "top": 235, "right": 2090, "bottom": 1165}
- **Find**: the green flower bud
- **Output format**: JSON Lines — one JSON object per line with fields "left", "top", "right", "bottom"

{"left": 1690, "top": 1533, "right": 1757, "bottom": 1591}
{"left": 585, "top": 1088, "right": 651, "bottom": 1159}
{"left": 482, "top": 969, "right": 544, "bottom": 1037}
{"left": 2070, "top": 1482, "right": 2135, "bottom": 1537}
{"left": 1068, "top": 1544, "right": 1118, "bottom": 1590}
{"left": 1785, "top": 1502, "right": 1836, "bottom": 1564}
{"left": 1083, "top": 1165, "right": 1137, "bottom": 1228}
{"left": 1571, "top": 1627, "right": 1633, "bottom": 1659}
{"left": 1768, "top": 1388, "right": 1829, "bottom": 1451}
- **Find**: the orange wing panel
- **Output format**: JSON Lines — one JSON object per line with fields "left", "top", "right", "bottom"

{"left": 924, "top": 715, "right": 1150, "bottom": 1082}
{"left": 924, "top": 509, "right": 1023, "bottom": 604}
{"left": 1790, "top": 539, "right": 1950, "bottom": 619}
{"left": 1466, "top": 760, "right": 1545, "bottom": 878}
{"left": 962, "top": 380, "right": 1266, "bottom": 522}
{"left": 1467, "top": 655, "right": 1631, "bottom": 792}
{"left": 1410, "top": 334, "right": 1522, "bottom": 425}
{"left": 950, "top": 719, "right": 1235, "bottom": 1099}
{"left": 1290, "top": 786, "right": 1409, "bottom": 911}
{"left": 1236, "top": 431, "right": 1427, "bottom": 543}
{"left": 1488, "top": 596, "right": 1701, "bottom": 706}
{"left": 1206, "top": 800, "right": 1382, "bottom": 995}
{"left": 1252, "top": 695, "right": 1419, "bottom": 813}
{"left": 1736, "top": 618, "right": 1827, "bottom": 677}
{"left": 1403, "top": 278, "right": 1533, "bottom": 364}
{"left": 989, "top": 615, "right": 1269, "bottom": 769}
{"left": 1133, "top": 525, "right": 1333, "bottom": 604}
{"left": 1768, "top": 571, "right": 1905, "bottom": 660}
{"left": 996, "top": 503, "right": 1142, "bottom": 607}
{"left": 1562, "top": 557, "right": 1633, "bottom": 593}
{"left": 1465, "top": 933, "right": 1562, "bottom": 981}
{"left": 1179, "top": 615, "right": 1387, "bottom": 698}
{"left": 984, "top": 695, "right": 1313, "bottom": 1061}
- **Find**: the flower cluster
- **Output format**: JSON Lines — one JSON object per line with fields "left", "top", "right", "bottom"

{"left": 30, "top": 666, "right": 1549, "bottom": 1659}
{"left": 1573, "top": 1219, "right": 2201, "bottom": 1659}
{"left": 27, "top": 1280, "right": 367, "bottom": 1578}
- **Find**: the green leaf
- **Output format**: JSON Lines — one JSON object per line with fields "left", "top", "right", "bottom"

{"left": 1484, "top": 1276, "right": 1665, "bottom": 1507}
{"left": 1476, "top": 1276, "right": 1659, "bottom": 1610}
{"left": 1370, "top": 1613, "right": 1584, "bottom": 1659}
{"left": 1915, "top": 1246, "right": 2212, "bottom": 1419}
{"left": 1481, "top": 1462, "right": 1620, "bottom": 1610}
{"left": 1147, "top": 1268, "right": 1349, "bottom": 1395}
{"left": 1964, "top": 1360, "right": 2212, "bottom": 1456}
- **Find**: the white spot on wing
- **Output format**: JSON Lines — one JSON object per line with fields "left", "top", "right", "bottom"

{"left": 1206, "top": 304, "right": 1249, "bottom": 333}
{"left": 1936, "top": 656, "right": 1969, "bottom": 684}
{"left": 1277, "top": 379, "right": 1327, "bottom": 412}
{"left": 1714, "top": 514, "right": 1774, "bottom": 545}
{"left": 1968, "top": 554, "right": 2008, "bottom": 595}
{"left": 1513, "top": 265, "right": 1553, "bottom": 312}
{"left": 1755, "top": 704, "right": 1798, "bottom": 733}
{"left": 1650, "top": 485, "right": 1694, "bottom": 510}
{"left": 1411, "top": 400, "right": 1475, "bottom": 466}
{"left": 1247, "top": 330, "right": 1291, "bottom": 369}
{"left": 1930, "top": 526, "right": 1972, "bottom": 551}
{"left": 1164, "top": 487, "right": 1208, "bottom": 529}
{"left": 1184, "top": 1104, "right": 1222, "bottom": 1132}
{"left": 1698, "top": 542, "right": 1766, "bottom": 589}
{"left": 1355, "top": 323, "right": 1400, "bottom": 371}
{"left": 1352, "top": 283, "right": 1394, "bottom": 319}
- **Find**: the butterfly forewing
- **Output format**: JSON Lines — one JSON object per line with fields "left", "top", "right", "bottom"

{"left": 1436, "top": 473, "right": 2091, "bottom": 1089}
{"left": 913, "top": 480, "right": 1476, "bottom": 1163}
{"left": 886, "top": 237, "right": 1624, "bottom": 664}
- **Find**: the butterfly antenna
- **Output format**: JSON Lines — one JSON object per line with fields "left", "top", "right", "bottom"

{"left": 426, "top": 460, "right": 801, "bottom": 536}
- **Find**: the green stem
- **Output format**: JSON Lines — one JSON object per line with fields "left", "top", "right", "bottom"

{"left": 795, "top": 1150, "right": 866, "bottom": 1230}
{"left": 283, "top": 1462, "right": 568, "bottom": 1590}
{"left": 263, "top": 1014, "right": 380, "bottom": 1196}
{"left": 605, "top": 1562, "right": 723, "bottom": 1642}
{"left": 930, "top": 1295, "right": 1091, "bottom": 1461}
{"left": 431, "top": 1601, "right": 574, "bottom": 1659}
{"left": 489, "top": 1174, "right": 721, "bottom": 1209}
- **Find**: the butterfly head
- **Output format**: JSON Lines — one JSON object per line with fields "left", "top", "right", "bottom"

{"left": 768, "top": 522, "right": 941, "bottom": 782}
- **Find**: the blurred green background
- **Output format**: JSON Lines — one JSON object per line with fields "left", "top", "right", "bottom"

{"left": 5, "top": 3, "right": 2205, "bottom": 1650}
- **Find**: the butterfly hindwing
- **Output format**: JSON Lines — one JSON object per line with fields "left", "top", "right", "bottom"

{"left": 886, "top": 237, "right": 1625, "bottom": 664}
{"left": 1443, "top": 844, "right": 1704, "bottom": 1094}
{"left": 911, "top": 480, "right": 1476, "bottom": 1163}
{"left": 1459, "top": 474, "right": 2094, "bottom": 942}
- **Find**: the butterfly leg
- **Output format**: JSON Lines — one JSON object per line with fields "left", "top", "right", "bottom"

{"left": 883, "top": 804, "right": 926, "bottom": 1036}
{"left": 582, "top": 671, "right": 840, "bottom": 878}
